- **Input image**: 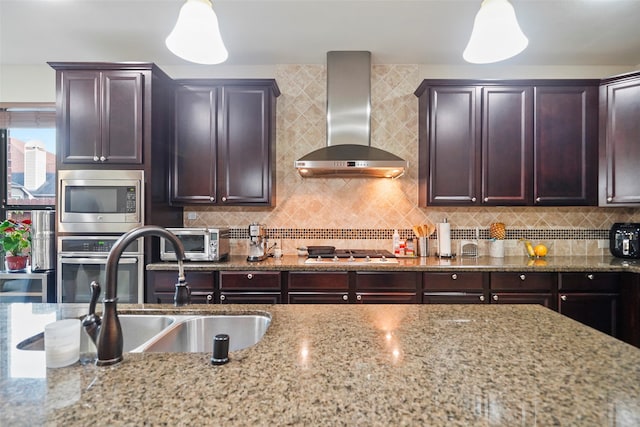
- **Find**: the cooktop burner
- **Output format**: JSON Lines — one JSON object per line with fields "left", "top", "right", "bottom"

{"left": 310, "top": 249, "right": 395, "bottom": 258}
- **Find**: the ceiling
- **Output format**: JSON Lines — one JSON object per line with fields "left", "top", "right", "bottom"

{"left": 1, "top": 0, "right": 640, "bottom": 67}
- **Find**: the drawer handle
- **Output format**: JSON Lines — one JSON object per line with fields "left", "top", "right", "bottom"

{"left": 471, "top": 197, "right": 476, "bottom": 202}
{"left": 356, "top": 294, "right": 362, "bottom": 301}
{"left": 607, "top": 196, "right": 612, "bottom": 202}
{"left": 586, "top": 274, "right": 594, "bottom": 280}
{"left": 342, "top": 294, "right": 348, "bottom": 301}
{"left": 221, "top": 196, "right": 227, "bottom": 202}
{"left": 483, "top": 197, "right": 489, "bottom": 202}
{"left": 519, "top": 274, "right": 526, "bottom": 281}
{"left": 479, "top": 295, "right": 485, "bottom": 302}
{"left": 220, "top": 294, "right": 226, "bottom": 301}
{"left": 100, "top": 156, "right": 106, "bottom": 162}
{"left": 247, "top": 273, "right": 253, "bottom": 280}
{"left": 451, "top": 274, "right": 458, "bottom": 280}
{"left": 93, "top": 155, "right": 99, "bottom": 162}
{"left": 493, "top": 294, "right": 499, "bottom": 301}
{"left": 561, "top": 295, "right": 567, "bottom": 301}
{"left": 209, "top": 196, "right": 215, "bottom": 202}
{"left": 206, "top": 294, "right": 213, "bottom": 303}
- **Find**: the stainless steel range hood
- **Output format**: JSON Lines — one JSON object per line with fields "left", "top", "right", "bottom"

{"left": 295, "top": 51, "right": 407, "bottom": 178}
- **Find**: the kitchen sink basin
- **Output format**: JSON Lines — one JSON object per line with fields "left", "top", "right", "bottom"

{"left": 16, "top": 314, "right": 176, "bottom": 353}
{"left": 16, "top": 313, "right": 271, "bottom": 355}
{"left": 140, "top": 315, "right": 271, "bottom": 353}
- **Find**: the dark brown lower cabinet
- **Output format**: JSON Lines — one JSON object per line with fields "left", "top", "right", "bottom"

{"left": 287, "top": 272, "right": 349, "bottom": 304}
{"left": 355, "top": 272, "right": 420, "bottom": 303}
{"left": 490, "top": 292, "right": 554, "bottom": 308}
{"left": 424, "top": 293, "right": 486, "bottom": 304}
{"left": 146, "top": 271, "right": 215, "bottom": 304}
{"left": 218, "top": 271, "right": 282, "bottom": 304}
{"left": 423, "top": 272, "right": 488, "bottom": 304}
{"left": 557, "top": 293, "right": 618, "bottom": 336}
{"left": 356, "top": 293, "right": 419, "bottom": 304}
{"left": 490, "top": 272, "right": 556, "bottom": 309}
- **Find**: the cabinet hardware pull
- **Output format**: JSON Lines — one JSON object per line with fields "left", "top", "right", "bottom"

{"left": 519, "top": 274, "right": 526, "bottom": 281}
{"left": 493, "top": 294, "right": 499, "bottom": 301}
{"left": 535, "top": 197, "right": 541, "bottom": 203}
{"left": 100, "top": 156, "right": 106, "bottom": 162}
{"left": 356, "top": 294, "right": 362, "bottom": 301}
{"left": 471, "top": 197, "right": 476, "bottom": 202}
{"left": 479, "top": 295, "right": 485, "bottom": 302}
{"left": 221, "top": 196, "right": 227, "bottom": 202}
{"left": 220, "top": 294, "right": 226, "bottom": 301}
{"left": 586, "top": 274, "right": 594, "bottom": 280}
{"left": 483, "top": 197, "right": 489, "bottom": 202}
{"left": 342, "top": 295, "right": 348, "bottom": 301}
{"left": 561, "top": 295, "right": 567, "bottom": 301}
{"left": 93, "top": 155, "right": 99, "bottom": 162}
{"left": 247, "top": 273, "right": 253, "bottom": 279}
{"left": 206, "top": 294, "right": 213, "bottom": 303}
{"left": 209, "top": 196, "right": 215, "bottom": 202}
{"left": 451, "top": 274, "right": 458, "bottom": 280}
{"left": 607, "top": 196, "right": 612, "bottom": 202}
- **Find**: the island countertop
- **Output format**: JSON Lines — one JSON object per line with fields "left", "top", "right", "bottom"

{"left": 1, "top": 303, "right": 639, "bottom": 426}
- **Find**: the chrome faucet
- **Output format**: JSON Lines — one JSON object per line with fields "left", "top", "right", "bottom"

{"left": 83, "top": 225, "right": 189, "bottom": 366}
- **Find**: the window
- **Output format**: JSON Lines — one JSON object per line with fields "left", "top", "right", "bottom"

{"left": 0, "top": 104, "right": 56, "bottom": 228}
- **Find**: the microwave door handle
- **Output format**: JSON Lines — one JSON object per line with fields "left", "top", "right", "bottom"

{"left": 60, "top": 258, "right": 138, "bottom": 265}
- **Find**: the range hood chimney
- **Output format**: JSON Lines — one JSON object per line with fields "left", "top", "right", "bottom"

{"left": 295, "top": 51, "right": 407, "bottom": 178}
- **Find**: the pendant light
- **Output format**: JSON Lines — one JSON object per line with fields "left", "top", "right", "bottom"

{"left": 463, "top": 0, "right": 528, "bottom": 64}
{"left": 166, "top": 0, "right": 228, "bottom": 65}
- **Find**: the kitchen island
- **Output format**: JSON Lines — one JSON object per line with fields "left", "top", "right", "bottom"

{"left": 1, "top": 302, "right": 639, "bottom": 425}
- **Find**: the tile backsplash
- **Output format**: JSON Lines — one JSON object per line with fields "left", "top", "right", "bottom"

{"left": 183, "top": 64, "right": 640, "bottom": 256}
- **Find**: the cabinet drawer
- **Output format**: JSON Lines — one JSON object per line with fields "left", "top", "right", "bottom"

{"left": 423, "top": 293, "right": 486, "bottom": 304}
{"left": 490, "top": 272, "right": 555, "bottom": 291}
{"left": 491, "top": 292, "right": 553, "bottom": 308}
{"left": 288, "top": 272, "right": 349, "bottom": 291}
{"left": 559, "top": 272, "right": 620, "bottom": 292}
{"left": 356, "top": 292, "right": 419, "bottom": 304}
{"left": 219, "top": 271, "right": 281, "bottom": 290}
{"left": 355, "top": 272, "right": 419, "bottom": 291}
{"left": 288, "top": 292, "right": 350, "bottom": 304}
{"left": 424, "top": 272, "right": 485, "bottom": 291}
{"left": 220, "top": 292, "right": 281, "bottom": 304}
{"left": 149, "top": 271, "right": 214, "bottom": 292}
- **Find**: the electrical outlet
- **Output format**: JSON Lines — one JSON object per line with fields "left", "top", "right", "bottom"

{"left": 186, "top": 211, "right": 197, "bottom": 220}
{"left": 597, "top": 239, "right": 609, "bottom": 249}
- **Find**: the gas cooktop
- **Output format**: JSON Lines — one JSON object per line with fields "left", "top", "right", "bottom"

{"left": 304, "top": 248, "right": 398, "bottom": 265}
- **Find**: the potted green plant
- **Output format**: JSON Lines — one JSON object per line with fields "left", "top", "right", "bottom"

{"left": 0, "top": 218, "right": 31, "bottom": 271}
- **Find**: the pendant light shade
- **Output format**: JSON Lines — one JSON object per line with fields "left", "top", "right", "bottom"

{"left": 463, "top": 0, "right": 528, "bottom": 64}
{"left": 166, "top": 0, "right": 228, "bottom": 65}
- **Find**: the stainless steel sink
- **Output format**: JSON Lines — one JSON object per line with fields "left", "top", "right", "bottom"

{"left": 16, "top": 313, "right": 271, "bottom": 355}
{"left": 139, "top": 315, "right": 271, "bottom": 353}
{"left": 16, "top": 314, "right": 176, "bottom": 353}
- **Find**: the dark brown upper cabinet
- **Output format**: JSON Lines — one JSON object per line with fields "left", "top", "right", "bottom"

{"left": 50, "top": 64, "right": 147, "bottom": 165}
{"left": 171, "top": 79, "right": 279, "bottom": 206}
{"left": 599, "top": 71, "right": 640, "bottom": 206}
{"left": 415, "top": 79, "right": 599, "bottom": 207}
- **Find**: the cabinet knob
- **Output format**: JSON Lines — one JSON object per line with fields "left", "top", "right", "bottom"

{"left": 342, "top": 294, "right": 348, "bottom": 301}
{"left": 209, "top": 196, "right": 215, "bottom": 202}
{"left": 560, "top": 295, "right": 567, "bottom": 301}
{"left": 479, "top": 295, "right": 485, "bottom": 302}
{"left": 247, "top": 273, "right": 253, "bottom": 280}
{"left": 492, "top": 294, "right": 499, "bottom": 301}
{"left": 471, "top": 197, "right": 476, "bottom": 202}
{"left": 535, "top": 197, "right": 541, "bottom": 203}
{"left": 356, "top": 294, "right": 362, "bottom": 301}
{"left": 220, "top": 294, "right": 226, "bottom": 301}
{"left": 519, "top": 274, "right": 526, "bottom": 281}
{"left": 483, "top": 197, "right": 489, "bottom": 202}
{"left": 586, "top": 274, "right": 594, "bottom": 280}
{"left": 100, "top": 156, "right": 106, "bottom": 162}
{"left": 607, "top": 196, "right": 613, "bottom": 202}
{"left": 93, "top": 155, "right": 99, "bottom": 162}
{"left": 451, "top": 274, "right": 458, "bottom": 280}
{"left": 206, "top": 294, "right": 213, "bottom": 303}
{"left": 221, "top": 196, "right": 227, "bottom": 202}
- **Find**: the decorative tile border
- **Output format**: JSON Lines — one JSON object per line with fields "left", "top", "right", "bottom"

{"left": 230, "top": 228, "right": 609, "bottom": 241}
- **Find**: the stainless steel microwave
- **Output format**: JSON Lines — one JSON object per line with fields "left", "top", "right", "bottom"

{"left": 58, "top": 169, "right": 144, "bottom": 233}
{"left": 160, "top": 228, "right": 230, "bottom": 261}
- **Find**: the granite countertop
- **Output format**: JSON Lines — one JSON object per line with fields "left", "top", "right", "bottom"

{"left": 1, "top": 303, "right": 639, "bottom": 425}
{"left": 148, "top": 254, "right": 640, "bottom": 273}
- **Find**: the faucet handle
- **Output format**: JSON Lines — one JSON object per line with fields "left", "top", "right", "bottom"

{"left": 174, "top": 279, "right": 191, "bottom": 306}
{"left": 88, "top": 281, "right": 101, "bottom": 316}
{"left": 82, "top": 281, "right": 102, "bottom": 346}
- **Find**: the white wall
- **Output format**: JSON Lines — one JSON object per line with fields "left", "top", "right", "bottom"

{"left": 1, "top": 63, "right": 636, "bottom": 103}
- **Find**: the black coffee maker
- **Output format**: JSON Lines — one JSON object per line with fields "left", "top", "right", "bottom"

{"left": 610, "top": 223, "right": 640, "bottom": 259}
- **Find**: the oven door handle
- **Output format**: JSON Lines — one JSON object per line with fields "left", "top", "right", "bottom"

{"left": 58, "top": 257, "right": 138, "bottom": 265}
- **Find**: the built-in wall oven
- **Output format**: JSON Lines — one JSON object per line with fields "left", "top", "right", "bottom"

{"left": 57, "top": 236, "right": 144, "bottom": 303}
{"left": 58, "top": 169, "right": 144, "bottom": 234}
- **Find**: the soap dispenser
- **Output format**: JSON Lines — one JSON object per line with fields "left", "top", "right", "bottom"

{"left": 392, "top": 229, "right": 400, "bottom": 254}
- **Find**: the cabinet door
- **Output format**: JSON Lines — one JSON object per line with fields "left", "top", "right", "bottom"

{"left": 481, "top": 86, "right": 532, "bottom": 205}
{"left": 601, "top": 77, "right": 640, "bottom": 205}
{"left": 534, "top": 86, "right": 597, "bottom": 205}
{"left": 558, "top": 293, "right": 618, "bottom": 337}
{"left": 423, "top": 293, "right": 486, "bottom": 304}
{"left": 172, "top": 85, "right": 218, "bottom": 204}
{"left": 356, "top": 293, "right": 419, "bottom": 304}
{"left": 146, "top": 271, "right": 214, "bottom": 303}
{"left": 101, "top": 71, "right": 144, "bottom": 163}
{"left": 421, "top": 86, "right": 481, "bottom": 206}
{"left": 288, "top": 293, "right": 350, "bottom": 304}
{"left": 59, "top": 70, "right": 101, "bottom": 163}
{"left": 220, "top": 292, "right": 281, "bottom": 304}
{"left": 491, "top": 292, "right": 553, "bottom": 308}
{"left": 218, "top": 86, "right": 274, "bottom": 205}
{"left": 491, "top": 272, "right": 555, "bottom": 291}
